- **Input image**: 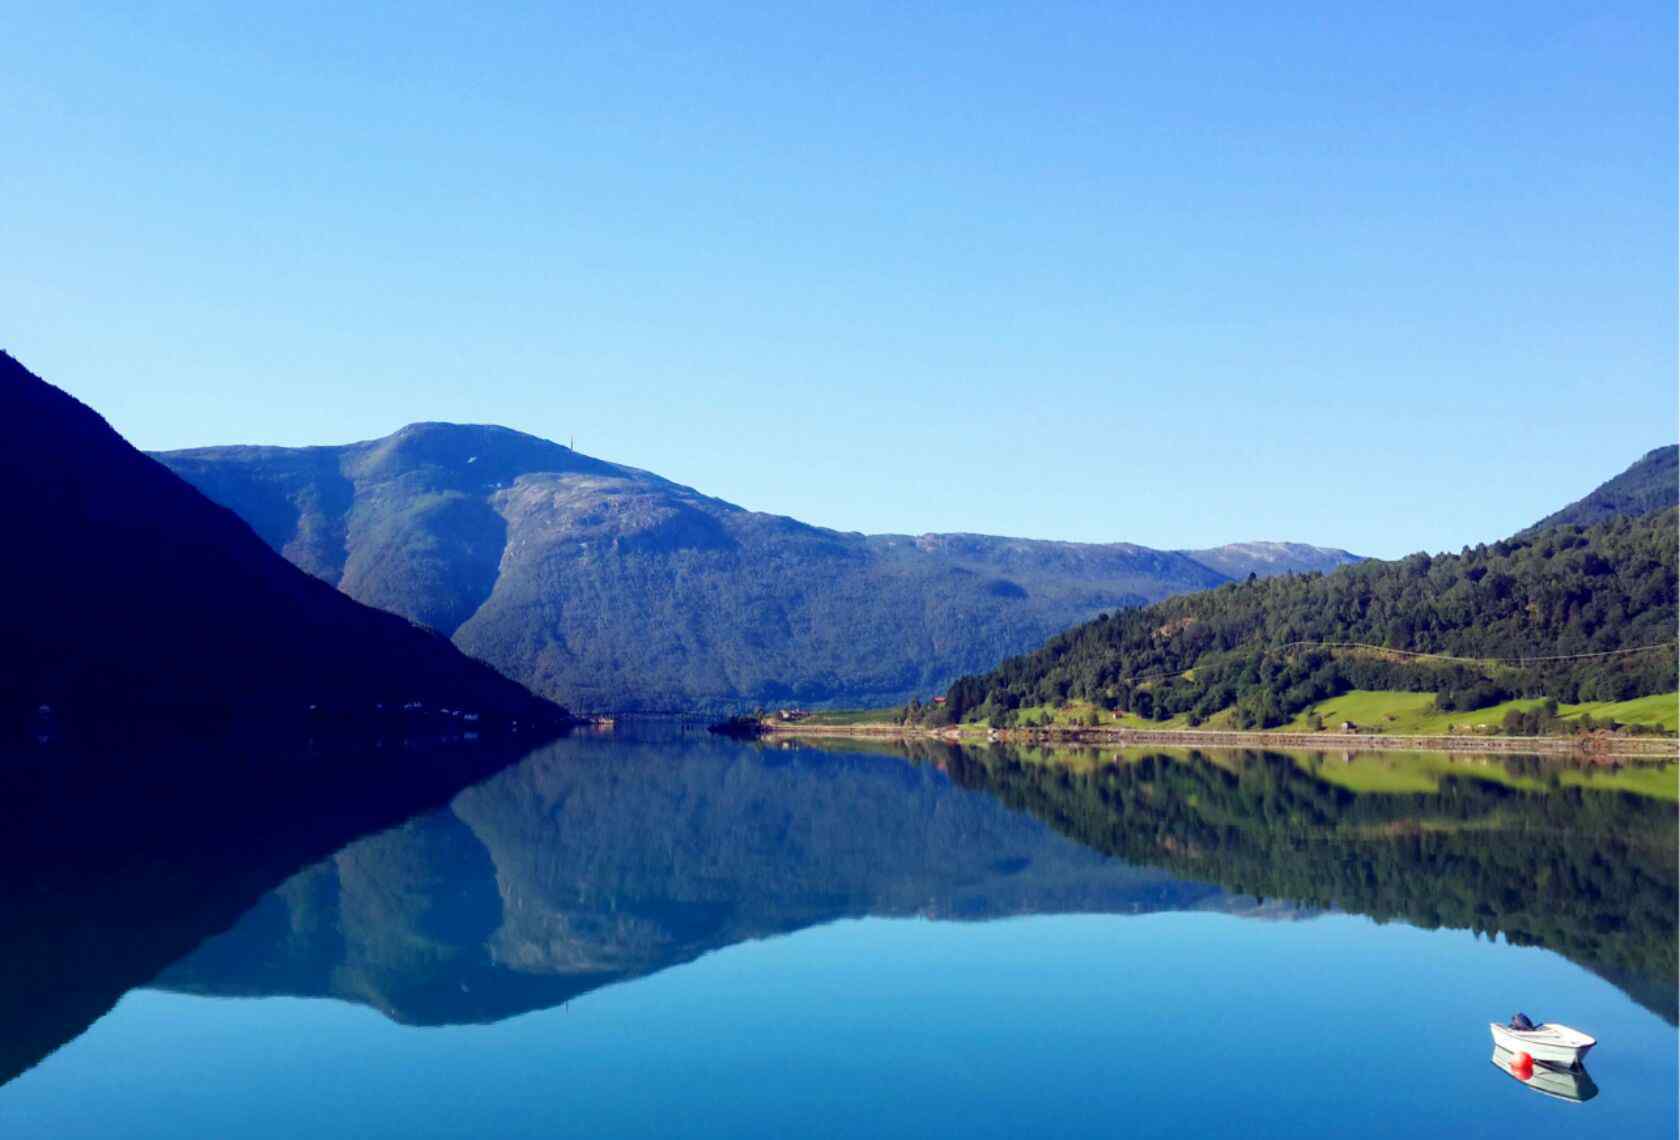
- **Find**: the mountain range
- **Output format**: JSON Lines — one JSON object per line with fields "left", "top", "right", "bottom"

{"left": 0, "top": 353, "right": 562, "bottom": 733}
{"left": 154, "top": 422, "right": 1358, "bottom": 711}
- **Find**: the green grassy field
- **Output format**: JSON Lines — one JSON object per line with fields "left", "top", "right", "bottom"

{"left": 967, "top": 689, "right": 1677, "bottom": 739}
{"left": 1005, "top": 700, "right": 1241, "bottom": 731}
{"left": 790, "top": 706, "right": 907, "bottom": 726}
{"left": 1274, "top": 690, "right": 1679, "bottom": 736}
{"left": 1566, "top": 692, "right": 1680, "bottom": 729}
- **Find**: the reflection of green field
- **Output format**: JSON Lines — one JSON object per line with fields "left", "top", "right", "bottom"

{"left": 1290, "top": 751, "right": 1677, "bottom": 801}
{"left": 1274, "top": 689, "right": 1679, "bottom": 735}
{"left": 1557, "top": 764, "right": 1679, "bottom": 801}
{"left": 970, "top": 742, "right": 1679, "bottom": 803}
{"left": 798, "top": 732, "right": 1680, "bottom": 803}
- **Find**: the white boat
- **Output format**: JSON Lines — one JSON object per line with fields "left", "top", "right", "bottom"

{"left": 1488, "top": 1020, "right": 1596, "bottom": 1067}
{"left": 1490, "top": 1046, "right": 1599, "bottom": 1103}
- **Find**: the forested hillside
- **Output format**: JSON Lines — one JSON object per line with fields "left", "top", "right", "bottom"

{"left": 1524, "top": 445, "right": 1677, "bottom": 535}
{"left": 945, "top": 509, "right": 1678, "bottom": 729}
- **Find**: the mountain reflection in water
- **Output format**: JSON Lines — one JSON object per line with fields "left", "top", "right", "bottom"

{"left": 0, "top": 726, "right": 550, "bottom": 1086}
{"left": 150, "top": 732, "right": 1254, "bottom": 1025}
{"left": 2, "top": 726, "right": 1673, "bottom": 1095}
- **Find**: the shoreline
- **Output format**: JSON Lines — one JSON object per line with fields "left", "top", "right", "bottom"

{"left": 758, "top": 720, "right": 1678, "bottom": 759}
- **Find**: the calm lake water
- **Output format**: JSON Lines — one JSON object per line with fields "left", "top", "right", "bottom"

{"left": 1, "top": 726, "right": 1674, "bottom": 1137}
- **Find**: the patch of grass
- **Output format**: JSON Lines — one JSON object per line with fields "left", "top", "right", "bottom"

{"left": 1275, "top": 691, "right": 1443, "bottom": 734}
{"left": 1274, "top": 689, "right": 1679, "bottom": 736}
{"left": 792, "top": 706, "right": 906, "bottom": 726}
{"left": 1564, "top": 692, "right": 1678, "bottom": 731}
{"left": 999, "top": 699, "right": 1255, "bottom": 731}
{"left": 1007, "top": 700, "right": 1111, "bottom": 728}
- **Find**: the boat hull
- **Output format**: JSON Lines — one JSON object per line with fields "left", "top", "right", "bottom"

{"left": 1488, "top": 1023, "right": 1595, "bottom": 1067}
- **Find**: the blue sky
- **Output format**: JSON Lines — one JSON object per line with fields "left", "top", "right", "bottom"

{"left": 4, "top": 3, "right": 1673, "bottom": 559}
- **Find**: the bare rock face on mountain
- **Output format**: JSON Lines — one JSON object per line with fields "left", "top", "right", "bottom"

{"left": 158, "top": 423, "right": 1307, "bottom": 711}
{"left": 0, "top": 353, "right": 562, "bottom": 731}
{"left": 1179, "top": 541, "right": 1361, "bottom": 580}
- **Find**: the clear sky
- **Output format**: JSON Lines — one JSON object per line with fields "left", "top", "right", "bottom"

{"left": 4, "top": 3, "right": 1673, "bottom": 559}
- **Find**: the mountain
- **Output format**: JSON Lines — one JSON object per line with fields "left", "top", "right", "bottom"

{"left": 1179, "top": 541, "right": 1361, "bottom": 580}
{"left": 154, "top": 422, "right": 1347, "bottom": 712}
{"left": 1523, "top": 445, "right": 1678, "bottom": 535}
{"left": 0, "top": 354, "right": 563, "bottom": 732}
{"left": 945, "top": 504, "right": 1678, "bottom": 729}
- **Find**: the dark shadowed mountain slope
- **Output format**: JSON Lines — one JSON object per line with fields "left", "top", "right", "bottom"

{"left": 156, "top": 423, "right": 1280, "bottom": 711}
{"left": 0, "top": 354, "right": 562, "bottom": 731}
{"left": 1522, "top": 445, "right": 1678, "bottom": 535}
{"left": 1179, "top": 541, "right": 1362, "bottom": 580}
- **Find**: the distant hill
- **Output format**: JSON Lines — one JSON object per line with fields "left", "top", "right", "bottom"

{"left": 154, "top": 423, "right": 1350, "bottom": 711}
{"left": 0, "top": 354, "right": 562, "bottom": 732}
{"left": 1523, "top": 445, "right": 1678, "bottom": 535}
{"left": 1180, "top": 541, "right": 1361, "bottom": 580}
{"left": 945, "top": 500, "right": 1678, "bottom": 730}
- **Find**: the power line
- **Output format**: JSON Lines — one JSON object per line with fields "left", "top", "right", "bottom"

{"left": 1118, "top": 640, "right": 1676, "bottom": 687}
{"left": 1270, "top": 640, "right": 1678, "bottom": 665}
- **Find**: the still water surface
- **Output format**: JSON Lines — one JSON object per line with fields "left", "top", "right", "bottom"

{"left": 1, "top": 727, "right": 1673, "bottom": 1136}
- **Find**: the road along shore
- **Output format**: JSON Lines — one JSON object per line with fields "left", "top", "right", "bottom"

{"left": 759, "top": 720, "right": 1677, "bottom": 759}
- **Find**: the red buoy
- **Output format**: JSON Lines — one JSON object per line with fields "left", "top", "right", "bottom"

{"left": 1510, "top": 1052, "right": 1534, "bottom": 1080}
